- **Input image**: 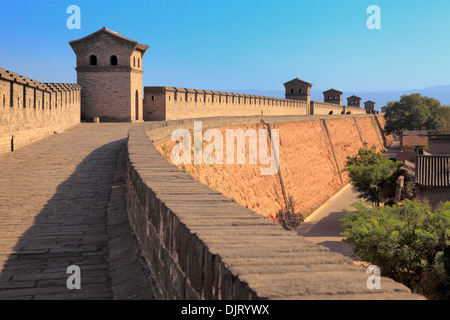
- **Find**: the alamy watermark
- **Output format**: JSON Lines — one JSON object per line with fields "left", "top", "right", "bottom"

{"left": 366, "top": 265, "right": 381, "bottom": 289}
{"left": 66, "top": 5, "right": 81, "bottom": 30}
{"left": 170, "top": 121, "right": 280, "bottom": 176}
{"left": 367, "top": 5, "right": 381, "bottom": 30}
{"left": 66, "top": 265, "right": 81, "bottom": 289}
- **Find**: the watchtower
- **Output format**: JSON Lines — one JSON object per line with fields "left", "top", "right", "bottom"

{"left": 69, "top": 27, "right": 149, "bottom": 122}
{"left": 283, "top": 78, "right": 313, "bottom": 103}
{"left": 364, "top": 100, "right": 376, "bottom": 113}
{"left": 347, "top": 95, "right": 361, "bottom": 108}
{"left": 323, "top": 89, "right": 343, "bottom": 105}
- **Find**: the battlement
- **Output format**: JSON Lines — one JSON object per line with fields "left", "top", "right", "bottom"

{"left": 343, "top": 105, "right": 367, "bottom": 115}
{"left": 0, "top": 68, "right": 81, "bottom": 155}
{"left": 310, "top": 101, "right": 344, "bottom": 115}
{"left": 157, "top": 86, "right": 303, "bottom": 104}
{"left": 144, "top": 84, "right": 366, "bottom": 121}
{"left": 0, "top": 68, "right": 81, "bottom": 111}
{"left": 144, "top": 86, "right": 311, "bottom": 121}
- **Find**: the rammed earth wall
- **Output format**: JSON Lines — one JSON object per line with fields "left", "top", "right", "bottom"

{"left": 125, "top": 115, "right": 423, "bottom": 300}
{"left": 156, "top": 115, "right": 391, "bottom": 220}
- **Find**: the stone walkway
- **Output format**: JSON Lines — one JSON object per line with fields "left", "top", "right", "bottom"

{"left": 0, "top": 123, "right": 157, "bottom": 299}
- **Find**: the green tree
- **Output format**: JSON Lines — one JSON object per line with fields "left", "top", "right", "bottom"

{"left": 345, "top": 144, "right": 402, "bottom": 206}
{"left": 340, "top": 200, "right": 450, "bottom": 299}
{"left": 384, "top": 93, "right": 450, "bottom": 135}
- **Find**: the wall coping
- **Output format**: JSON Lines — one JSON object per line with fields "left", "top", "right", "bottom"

{"left": 0, "top": 67, "right": 81, "bottom": 92}
{"left": 144, "top": 86, "right": 309, "bottom": 104}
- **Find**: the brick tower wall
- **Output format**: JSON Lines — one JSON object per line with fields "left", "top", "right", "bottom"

{"left": 70, "top": 31, "right": 145, "bottom": 122}
{"left": 77, "top": 70, "right": 131, "bottom": 122}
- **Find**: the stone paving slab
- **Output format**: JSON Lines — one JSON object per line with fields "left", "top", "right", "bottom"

{"left": 0, "top": 123, "right": 157, "bottom": 300}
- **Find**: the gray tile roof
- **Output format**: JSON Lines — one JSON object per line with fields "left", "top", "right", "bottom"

{"left": 416, "top": 155, "right": 450, "bottom": 187}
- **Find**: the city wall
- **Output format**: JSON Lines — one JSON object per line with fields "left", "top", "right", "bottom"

{"left": 143, "top": 87, "right": 366, "bottom": 121}
{"left": 310, "top": 101, "right": 342, "bottom": 115}
{"left": 125, "top": 115, "right": 421, "bottom": 300}
{"left": 0, "top": 68, "right": 81, "bottom": 155}
{"left": 343, "top": 105, "right": 367, "bottom": 115}
{"left": 156, "top": 115, "right": 391, "bottom": 221}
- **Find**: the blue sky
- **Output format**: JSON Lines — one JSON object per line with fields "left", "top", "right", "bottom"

{"left": 1, "top": 0, "right": 450, "bottom": 93}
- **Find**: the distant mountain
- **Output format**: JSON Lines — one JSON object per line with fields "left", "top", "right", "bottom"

{"left": 222, "top": 85, "right": 450, "bottom": 111}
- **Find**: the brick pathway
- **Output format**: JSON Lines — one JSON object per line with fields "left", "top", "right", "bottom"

{"left": 0, "top": 123, "right": 157, "bottom": 299}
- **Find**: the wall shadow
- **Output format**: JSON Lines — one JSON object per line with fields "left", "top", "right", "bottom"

{"left": 297, "top": 211, "right": 350, "bottom": 237}
{"left": 296, "top": 210, "right": 357, "bottom": 257}
{"left": 0, "top": 139, "right": 126, "bottom": 299}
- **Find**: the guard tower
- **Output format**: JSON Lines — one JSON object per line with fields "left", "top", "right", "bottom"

{"left": 347, "top": 95, "right": 361, "bottom": 108}
{"left": 69, "top": 27, "right": 149, "bottom": 122}
{"left": 283, "top": 78, "right": 313, "bottom": 103}
{"left": 364, "top": 100, "right": 376, "bottom": 113}
{"left": 323, "top": 89, "right": 343, "bottom": 105}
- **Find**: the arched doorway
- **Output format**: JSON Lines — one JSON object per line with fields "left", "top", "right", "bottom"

{"left": 135, "top": 90, "right": 139, "bottom": 121}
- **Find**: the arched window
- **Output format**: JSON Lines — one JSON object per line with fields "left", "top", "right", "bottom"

{"left": 89, "top": 55, "right": 97, "bottom": 66}
{"left": 299, "top": 89, "right": 303, "bottom": 93}
{"left": 137, "top": 58, "right": 140, "bottom": 68}
{"left": 133, "top": 57, "right": 136, "bottom": 67}
{"left": 290, "top": 89, "right": 294, "bottom": 93}
{"left": 110, "top": 55, "right": 118, "bottom": 65}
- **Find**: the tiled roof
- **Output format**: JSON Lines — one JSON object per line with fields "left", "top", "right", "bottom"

{"left": 283, "top": 77, "right": 313, "bottom": 86}
{"left": 69, "top": 27, "right": 149, "bottom": 52}
{"left": 416, "top": 155, "right": 450, "bottom": 187}
{"left": 323, "top": 88, "right": 343, "bottom": 94}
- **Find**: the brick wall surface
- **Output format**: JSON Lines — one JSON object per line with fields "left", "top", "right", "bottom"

{"left": 0, "top": 68, "right": 81, "bottom": 156}
{"left": 417, "top": 188, "right": 450, "bottom": 210}
{"left": 343, "top": 106, "right": 366, "bottom": 115}
{"left": 143, "top": 87, "right": 309, "bottom": 121}
{"left": 310, "top": 101, "right": 345, "bottom": 115}
{"left": 427, "top": 137, "right": 450, "bottom": 155}
{"left": 77, "top": 71, "right": 131, "bottom": 122}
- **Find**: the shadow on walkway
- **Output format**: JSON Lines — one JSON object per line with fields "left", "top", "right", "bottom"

{"left": 0, "top": 138, "right": 154, "bottom": 299}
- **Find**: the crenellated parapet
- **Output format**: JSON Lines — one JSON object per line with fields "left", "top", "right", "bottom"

{"left": 310, "top": 101, "right": 344, "bottom": 115}
{"left": 0, "top": 67, "right": 81, "bottom": 110}
{"left": 144, "top": 77, "right": 370, "bottom": 121}
{"left": 143, "top": 86, "right": 310, "bottom": 121}
{"left": 343, "top": 105, "right": 367, "bottom": 115}
{"left": 0, "top": 67, "right": 81, "bottom": 155}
